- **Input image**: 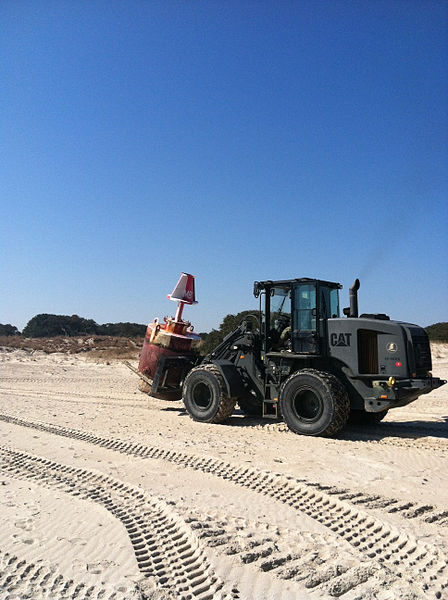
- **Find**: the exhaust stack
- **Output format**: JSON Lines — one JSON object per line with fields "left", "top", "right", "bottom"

{"left": 349, "top": 278, "right": 360, "bottom": 318}
{"left": 343, "top": 278, "right": 360, "bottom": 318}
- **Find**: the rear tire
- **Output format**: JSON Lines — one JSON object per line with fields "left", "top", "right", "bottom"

{"left": 182, "top": 365, "right": 236, "bottom": 423}
{"left": 349, "top": 409, "right": 389, "bottom": 425}
{"left": 279, "top": 369, "right": 349, "bottom": 437}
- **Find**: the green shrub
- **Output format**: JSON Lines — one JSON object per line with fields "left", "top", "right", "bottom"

{"left": 0, "top": 324, "right": 20, "bottom": 336}
{"left": 22, "top": 314, "right": 146, "bottom": 338}
{"left": 200, "top": 310, "right": 258, "bottom": 355}
{"left": 426, "top": 322, "right": 448, "bottom": 342}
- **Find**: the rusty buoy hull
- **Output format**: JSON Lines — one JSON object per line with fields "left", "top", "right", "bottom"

{"left": 138, "top": 321, "right": 200, "bottom": 399}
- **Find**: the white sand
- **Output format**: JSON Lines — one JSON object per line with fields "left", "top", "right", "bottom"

{"left": 0, "top": 345, "right": 447, "bottom": 599}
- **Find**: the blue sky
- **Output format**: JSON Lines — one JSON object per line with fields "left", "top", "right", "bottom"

{"left": 1, "top": 1, "right": 447, "bottom": 333}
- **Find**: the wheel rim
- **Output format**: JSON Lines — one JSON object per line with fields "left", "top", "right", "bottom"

{"left": 292, "top": 388, "right": 323, "bottom": 422}
{"left": 191, "top": 381, "right": 213, "bottom": 411}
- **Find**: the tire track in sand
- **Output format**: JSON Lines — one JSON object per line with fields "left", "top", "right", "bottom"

{"left": 0, "top": 446, "right": 235, "bottom": 600}
{"left": 182, "top": 509, "right": 384, "bottom": 597}
{"left": 0, "top": 413, "right": 446, "bottom": 599}
{"left": 1, "top": 413, "right": 446, "bottom": 526}
{"left": 0, "top": 549, "right": 138, "bottom": 600}
{"left": 291, "top": 480, "right": 448, "bottom": 527}
{"left": 0, "top": 386, "right": 140, "bottom": 404}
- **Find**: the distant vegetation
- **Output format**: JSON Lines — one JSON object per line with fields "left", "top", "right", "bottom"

{"left": 425, "top": 322, "right": 448, "bottom": 342}
{"left": 0, "top": 324, "right": 20, "bottom": 336}
{"left": 15, "top": 314, "right": 147, "bottom": 338}
{"left": 22, "top": 314, "right": 97, "bottom": 338}
{"left": 199, "top": 310, "right": 259, "bottom": 355}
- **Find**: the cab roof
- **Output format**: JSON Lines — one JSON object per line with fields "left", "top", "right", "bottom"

{"left": 254, "top": 278, "right": 342, "bottom": 289}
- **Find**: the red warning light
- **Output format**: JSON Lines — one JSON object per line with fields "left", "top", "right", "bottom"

{"left": 395, "top": 361, "right": 402, "bottom": 367}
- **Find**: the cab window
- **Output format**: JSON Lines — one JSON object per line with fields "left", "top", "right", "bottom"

{"left": 263, "top": 287, "right": 291, "bottom": 350}
{"left": 320, "top": 286, "right": 340, "bottom": 319}
{"left": 270, "top": 287, "right": 291, "bottom": 331}
{"left": 294, "top": 284, "right": 316, "bottom": 331}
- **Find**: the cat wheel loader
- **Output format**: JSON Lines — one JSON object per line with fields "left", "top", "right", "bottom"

{"left": 130, "top": 274, "right": 445, "bottom": 437}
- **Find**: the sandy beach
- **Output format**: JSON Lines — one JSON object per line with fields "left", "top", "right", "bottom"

{"left": 0, "top": 344, "right": 447, "bottom": 599}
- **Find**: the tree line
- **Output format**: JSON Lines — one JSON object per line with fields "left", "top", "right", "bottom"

{"left": 0, "top": 314, "right": 147, "bottom": 338}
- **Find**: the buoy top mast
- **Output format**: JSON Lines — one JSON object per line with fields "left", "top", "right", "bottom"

{"left": 167, "top": 272, "right": 198, "bottom": 324}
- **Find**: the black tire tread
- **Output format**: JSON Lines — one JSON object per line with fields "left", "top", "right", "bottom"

{"left": 280, "top": 368, "right": 350, "bottom": 437}
{"left": 183, "top": 364, "right": 236, "bottom": 423}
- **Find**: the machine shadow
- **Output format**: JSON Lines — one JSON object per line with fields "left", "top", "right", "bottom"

{"left": 161, "top": 404, "right": 187, "bottom": 414}
{"left": 161, "top": 405, "right": 448, "bottom": 440}
{"left": 340, "top": 418, "right": 448, "bottom": 441}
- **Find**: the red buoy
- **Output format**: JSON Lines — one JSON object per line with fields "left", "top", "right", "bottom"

{"left": 138, "top": 273, "right": 200, "bottom": 397}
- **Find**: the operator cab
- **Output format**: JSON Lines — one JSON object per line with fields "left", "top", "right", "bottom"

{"left": 254, "top": 278, "right": 342, "bottom": 354}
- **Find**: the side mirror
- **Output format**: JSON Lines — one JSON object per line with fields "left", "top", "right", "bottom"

{"left": 253, "top": 281, "right": 261, "bottom": 298}
{"left": 312, "top": 308, "right": 317, "bottom": 317}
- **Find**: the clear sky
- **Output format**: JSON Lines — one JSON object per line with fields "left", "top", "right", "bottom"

{"left": 1, "top": 1, "right": 447, "bottom": 333}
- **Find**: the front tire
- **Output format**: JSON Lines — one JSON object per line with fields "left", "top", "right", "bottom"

{"left": 182, "top": 365, "right": 236, "bottom": 423}
{"left": 279, "top": 369, "right": 349, "bottom": 437}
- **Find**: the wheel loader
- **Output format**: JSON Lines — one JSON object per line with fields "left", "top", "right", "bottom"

{"left": 129, "top": 273, "right": 445, "bottom": 437}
